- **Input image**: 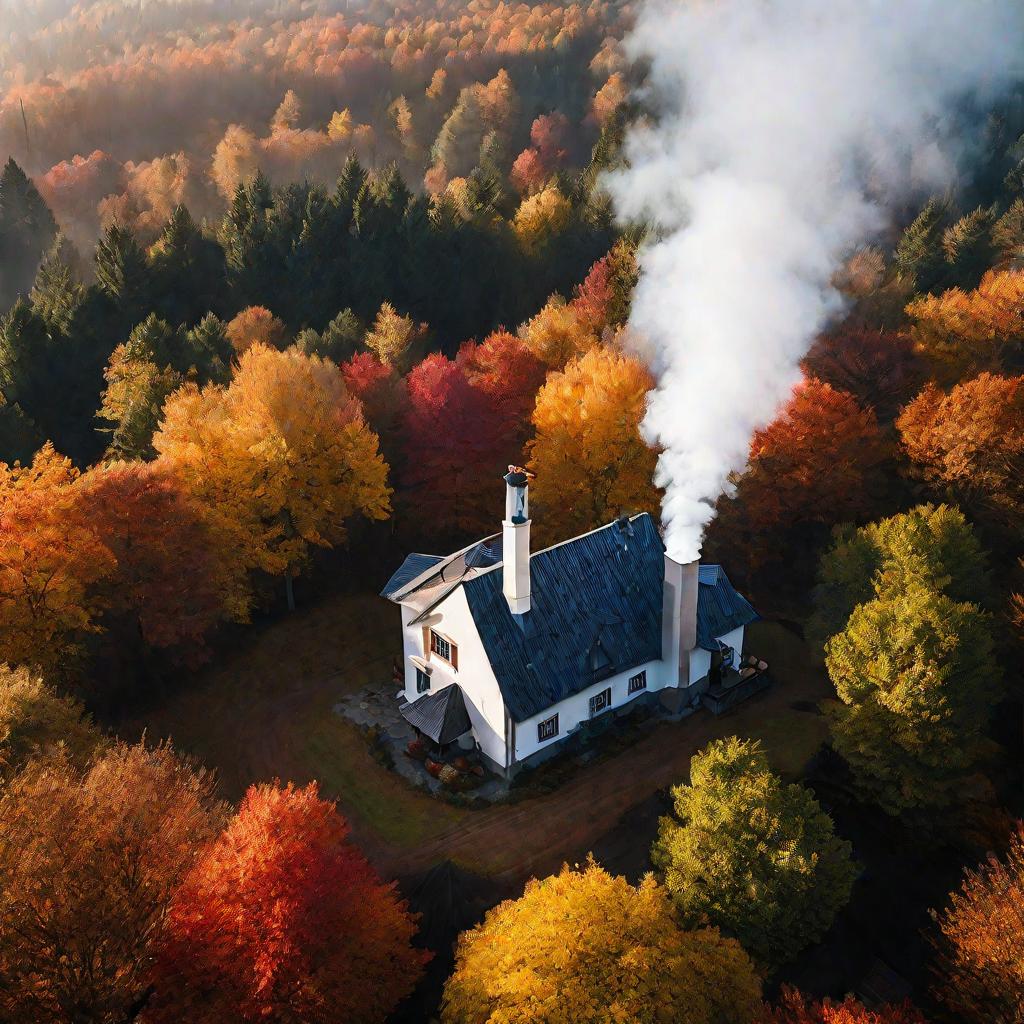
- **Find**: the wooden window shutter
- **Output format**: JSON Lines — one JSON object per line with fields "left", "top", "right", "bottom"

{"left": 451, "top": 641, "right": 459, "bottom": 671}
{"left": 422, "top": 626, "right": 430, "bottom": 658}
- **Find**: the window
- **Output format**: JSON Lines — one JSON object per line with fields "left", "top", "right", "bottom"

{"left": 416, "top": 668, "right": 430, "bottom": 693}
{"left": 429, "top": 629, "right": 458, "bottom": 669}
{"left": 628, "top": 670, "right": 647, "bottom": 694}
{"left": 588, "top": 687, "right": 612, "bottom": 718}
{"left": 537, "top": 714, "right": 559, "bottom": 742}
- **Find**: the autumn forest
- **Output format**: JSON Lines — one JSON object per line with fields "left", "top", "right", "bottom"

{"left": 1, "top": 1, "right": 1023, "bottom": 1023}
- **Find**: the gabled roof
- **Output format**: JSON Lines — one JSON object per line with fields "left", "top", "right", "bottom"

{"left": 463, "top": 514, "right": 666, "bottom": 722}
{"left": 696, "top": 564, "right": 759, "bottom": 650}
{"left": 399, "top": 684, "right": 472, "bottom": 744}
{"left": 380, "top": 535, "right": 502, "bottom": 618}
{"left": 380, "top": 553, "right": 445, "bottom": 600}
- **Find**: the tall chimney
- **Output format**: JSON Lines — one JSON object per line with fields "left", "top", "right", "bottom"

{"left": 502, "top": 466, "right": 532, "bottom": 615}
{"left": 663, "top": 555, "right": 699, "bottom": 686}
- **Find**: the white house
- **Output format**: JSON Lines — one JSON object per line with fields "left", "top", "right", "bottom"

{"left": 380, "top": 467, "right": 760, "bottom": 776}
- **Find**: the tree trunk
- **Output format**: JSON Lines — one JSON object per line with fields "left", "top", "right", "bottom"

{"left": 285, "top": 573, "right": 295, "bottom": 612}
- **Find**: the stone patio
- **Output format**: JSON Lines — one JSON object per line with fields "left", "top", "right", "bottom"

{"left": 334, "top": 678, "right": 508, "bottom": 800}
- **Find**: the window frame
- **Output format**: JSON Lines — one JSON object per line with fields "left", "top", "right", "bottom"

{"left": 537, "top": 713, "right": 559, "bottom": 742}
{"left": 628, "top": 670, "right": 647, "bottom": 695}
{"left": 588, "top": 686, "right": 613, "bottom": 718}
{"left": 415, "top": 667, "right": 430, "bottom": 693}
{"left": 428, "top": 629, "right": 458, "bottom": 670}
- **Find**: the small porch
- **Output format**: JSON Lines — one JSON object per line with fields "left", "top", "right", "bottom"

{"left": 702, "top": 654, "right": 772, "bottom": 715}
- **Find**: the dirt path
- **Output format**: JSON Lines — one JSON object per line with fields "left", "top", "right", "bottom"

{"left": 127, "top": 598, "right": 832, "bottom": 892}
{"left": 374, "top": 667, "right": 831, "bottom": 883}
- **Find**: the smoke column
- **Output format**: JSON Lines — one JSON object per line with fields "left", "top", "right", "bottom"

{"left": 607, "top": 0, "right": 1024, "bottom": 561}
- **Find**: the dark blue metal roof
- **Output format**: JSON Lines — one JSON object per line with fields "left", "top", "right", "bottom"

{"left": 696, "top": 565, "right": 759, "bottom": 650}
{"left": 463, "top": 514, "right": 666, "bottom": 722}
{"left": 380, "top": 553, "right": 444, "bottom": 600}
{"left": 399, "top": 684, "right": 472, "bottom": 744}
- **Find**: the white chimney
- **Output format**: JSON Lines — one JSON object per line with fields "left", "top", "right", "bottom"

{"left": 662, "top": 555, "right": 699, "bottom": 686}
{"left": 502, "top": 466, "right": 532, "bottom": 615}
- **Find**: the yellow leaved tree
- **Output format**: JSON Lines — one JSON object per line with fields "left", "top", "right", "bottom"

{"left": 154, "top": 344, "right": 391, "bottom": 613}
{"left": 528, "top": 345, "right": 660, "bottom": 543}
{"left": 442, "top": 860, "right": 761, "bottom": 1024}
{"left": 513, "top": 184, "right": 572, "bottom": 253}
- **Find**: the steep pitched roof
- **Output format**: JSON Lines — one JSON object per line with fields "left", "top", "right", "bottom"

{"left": 696, "top": 564, "right": 759, "bottom": 650}
{"left": 463, "top": 514, "right": 666, "bottom": 722}
{"left": 380, "top": 553, "right": 445, "bottom": 600}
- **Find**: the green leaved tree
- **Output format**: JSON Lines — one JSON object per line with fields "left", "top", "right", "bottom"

{"left": 653, "top": 737, "right": 857, "bottom": 970}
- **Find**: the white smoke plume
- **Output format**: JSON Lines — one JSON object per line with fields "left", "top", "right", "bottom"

{"left": 607, "top": 0, "right": 1024, "bottom": 561}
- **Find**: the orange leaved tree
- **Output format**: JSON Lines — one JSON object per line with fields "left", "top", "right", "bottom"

{"left": 906, "top": 269, "right": 1024, "bottom": 384}
{"left": 528, "top": 345, "right": 659, "bottom": 544}
{"left": 0, "top": 444, "right": 115, "bottom": 672}
{"left": 897, "top": 373, "right": 1024, "bottom": 529}
{"left": 931, "top": 824, "right": 1024, "bottom": 1024}
{"left": 150, "top": 781, "right": 428, "bottom": 1024}
{"left": 0, "top": 742, "right": 223, "bottom": 1024}
{"left": 761, "top": 987, "right": 927, "bottom": 1024}
{"left": 75, "top": 460, "right": 230, "bottom": 659}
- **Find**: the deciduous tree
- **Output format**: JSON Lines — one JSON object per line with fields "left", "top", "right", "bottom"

{"left": 528, "top": 346, "right": 659, "bottom": 543}
{"left": 0, "top": 444, "right": 115, "bottom": 672}
{"left": 808, "top": 503, "right": 991, "bottom": 651}
{"left": 458, "top": 329, "right": 546, "bottom": 442}
{"left": 513, "top": 184, "right": 571, "bottom": 253}
{"left": 932, "top": 824, "right": 1024, "bottom": 1024}
{"left": 399, "top": 353, "right": 504, "bottom": 539}
{"left": 897, "top": 373, "right": 1024, "bottom": 527}
{"left": 442, "top": 860, "right": 761, "bottom": 1024}
{"left": 762, "top": 986, "right": 927, "bottom": 1024}
{"left": 0, "top": 664, "right": 103, "bottom": 781}
{"left": 76, "top": 461, "right": 229, "bottom": 657}
{"left": 654, "top": 737, "right": 856, "bottom": 970}
{"left": 150, "top": 781, "right": 427, "bottom": 1024}
{"left": 155, "top": 344, "right": 390, "bottom": 613}
{"left": 225, "top": 305, "right": 288, "bottom": 354}
{"left": 905, "top": 270, "right": 1024, "bottom": 383}
{"left": 825, "top": 585, "right": 998, "bottom": 816}
{"left": 0, "top": 742, "right": 223, "bottom": 1024}
{"left": 517, "top": 293, "right": 599, "bottom": 369}
{"left": 363, "top": 301, "right": 426, "bottom": 371}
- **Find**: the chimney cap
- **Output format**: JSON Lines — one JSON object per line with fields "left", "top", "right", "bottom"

{"left": 503, "top": 465, "right": 533, "bottom": 487}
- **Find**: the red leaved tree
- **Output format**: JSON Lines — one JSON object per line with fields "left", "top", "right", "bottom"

{"left": 399, "top": 353, "right": 506, "bottom": 541}
{"left": 570, "top": 253, "right": 615, "bottom": 334}
{"left": 458, "top": 330, "right": 546, "bottom": 442}
{"left": 708, "top": 378, "right": 889, "bottom": 577}
{"left": 762, "top": 987, "right": 928, "bottom": 1024}
{"left": 75, "top": 461, "right": 229, "bottom": 660}
{"left": 341, "top": 351, "right": 406, "bottom": 469}
{"left": 149, "top": 781, "right": 428, "bottom": 1024}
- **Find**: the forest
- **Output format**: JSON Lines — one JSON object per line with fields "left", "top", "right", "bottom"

{"left": 1, "top": 0, "right": 1024, "bottom": 1023}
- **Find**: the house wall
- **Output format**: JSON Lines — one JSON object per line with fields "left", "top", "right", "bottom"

{"left": 400, "top": 590, "right": 509, "bottom": 771}
{"left": 513, "top": 656, "right": 668, "bottom": 763}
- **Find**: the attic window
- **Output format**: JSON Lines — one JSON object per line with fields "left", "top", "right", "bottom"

{"left": 429, "top": 629, "right": 458, "bottom": 670}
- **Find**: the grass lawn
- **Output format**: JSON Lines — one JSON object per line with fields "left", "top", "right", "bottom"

{"left": 127, "top": 592, "right": 835, "bottom": 880}
{"left": 126, "top": 589, "right": 470, "bottom": 860}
